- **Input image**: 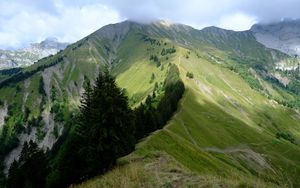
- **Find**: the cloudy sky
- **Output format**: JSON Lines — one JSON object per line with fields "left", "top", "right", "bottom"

{"left": 1, "top": 0, "right": 300, "bottom": 49}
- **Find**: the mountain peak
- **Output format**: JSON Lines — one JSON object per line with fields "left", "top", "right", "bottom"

{"left": 38, "top": 37, "right": 68, "bottom": 50}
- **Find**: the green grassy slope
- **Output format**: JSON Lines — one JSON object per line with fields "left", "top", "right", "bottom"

{"left": 77, "top": 46, "right": 300, "bottom": 187}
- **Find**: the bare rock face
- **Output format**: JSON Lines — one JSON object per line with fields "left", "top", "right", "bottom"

{"left": 251, "top": 19, "right": 300, "bottom": 56}
{"left": 0, "top": 102, "right": 7, "bottom": 129}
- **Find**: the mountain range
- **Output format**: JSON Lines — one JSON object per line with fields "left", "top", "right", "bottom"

{"left": 0, "top": 19, "right": 300, "bottom": 187}
{"left": 0, "top": 38, "right": 68, "bottom": 70}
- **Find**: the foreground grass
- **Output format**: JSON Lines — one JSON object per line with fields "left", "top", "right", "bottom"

{"left": 75, "top": 150, "right": 280, "bottom": 188}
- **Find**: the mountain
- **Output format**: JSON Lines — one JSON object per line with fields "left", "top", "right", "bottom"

{"left": 251, "top": 19, "right": 300, "bottom": 56}
{"left": 0, "top": 38, "right": 69, "bottom": 69}
{"left": 0, "top": 20, "right": 300, "bottom": 187}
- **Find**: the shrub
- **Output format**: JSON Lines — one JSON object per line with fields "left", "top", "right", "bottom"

{"left": 39, "top": 76, "right": 46, "bottom": 96}
{"left": 186, "top": 72, "right": 194, "bottom": 79}
{"left": 161, "top": 47, "right": 176, "bottom": 56}
{"left": 276, "top": 132, "right": 297, "bottom": 144}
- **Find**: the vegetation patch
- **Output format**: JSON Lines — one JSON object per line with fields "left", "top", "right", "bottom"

{"left": 161, "top": 47, "right": 176, "bottom": 56}
{"left": 276, "top": 132, "right": 297, "bottom": 145}
{"left": 229, "top": 65, "right": 263, "bottom": 91}
{"left": 149, "top": 54, "right": 161, "bottom": 67}
{"left": 186, "top": 72, "right": 194, "bottom": 79}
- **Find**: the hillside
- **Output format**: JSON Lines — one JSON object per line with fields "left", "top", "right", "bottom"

{"left": 0, "top": 20, "right": 300, "bottom": 187}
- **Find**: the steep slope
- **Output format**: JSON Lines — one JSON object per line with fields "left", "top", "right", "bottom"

{"left": 0, "top": 38, "right": 69, "bottom": 69}
{"left": 0, "top": 20, "right": 300, "bottom": 187}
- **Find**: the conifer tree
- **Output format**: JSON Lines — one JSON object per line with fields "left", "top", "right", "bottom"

{"left": 7, "top": 140, "right": 48, "bottom": 188}
{"left": 77, "top": 70, "right": 135, "bottom": 174}
{"left": 49, "top": 70, "right": 136, "bottom": 187}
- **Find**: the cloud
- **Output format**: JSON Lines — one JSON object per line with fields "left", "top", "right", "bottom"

{"left": 0, "top": 1, "right": 121, "bottom": 49}
{"left": 99, "top": 0, "right": 238, "bottom": 25}
{"left": 238, "top": 0, "right": 300, "bottom": 23}
{"left": 101, "top": 0, "right": 300, "bottom": 28}
{"left": 54, "top": 3, "right": 121, "bottom": 42}
{"left": 1, "top": 0, "right": 300, "bottom": 49}
{"left": 218, "top": 13, "right": 257, "bottom": 31}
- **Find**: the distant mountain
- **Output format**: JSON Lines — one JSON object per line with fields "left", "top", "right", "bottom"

{"left": 251, "top": 19, "right": 300, "bottom": 56}
{"left": 0, "top": 38, "right": 69, "bottom": 69}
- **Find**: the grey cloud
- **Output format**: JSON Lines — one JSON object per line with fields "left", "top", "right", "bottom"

{"left": 99, "top": 0, "right": 300, "bottom": 25}
{"left": 239, "top": 0, "right": 300, "bottom": 23}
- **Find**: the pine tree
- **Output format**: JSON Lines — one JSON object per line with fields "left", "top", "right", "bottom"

{"left": 50, "top": 70, "right": 136, "bottom": 187}
{"left": 76, "top": 79, "right": 93, "bottom": 139}
{"left": 7, "top": 140, "right": 48, "bottom": 188}
{"left": 7, "top": 160, "right": 20, "bottom": 188}
{"left": 39, "top": 76, "right": 46, "bottom": 96}
{"left": 79, "top": 70, "right": 135, "bottom": 173}
{"left": 48, "top": 63, "right": 185, "bottom": 186}
{"left": 134, "top": 104, "right": 146, "bottom": 139}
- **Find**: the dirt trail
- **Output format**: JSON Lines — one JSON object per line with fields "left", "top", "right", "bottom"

{"left": 219, "top": 73, "right": 253, "bottom": 105}
{"left": 177, "top": 117, "right": 201, "bottom": 150}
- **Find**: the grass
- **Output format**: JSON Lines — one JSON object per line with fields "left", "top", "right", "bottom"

{"left": 116, "top": 60, "right": 168, "bottom": 106}
{"left": 112, "top": 31, "right": 172, "bottom": 106}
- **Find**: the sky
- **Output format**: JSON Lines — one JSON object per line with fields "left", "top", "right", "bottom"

{"left": 1, "top": 0, "right": 300, "bottom": 49}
